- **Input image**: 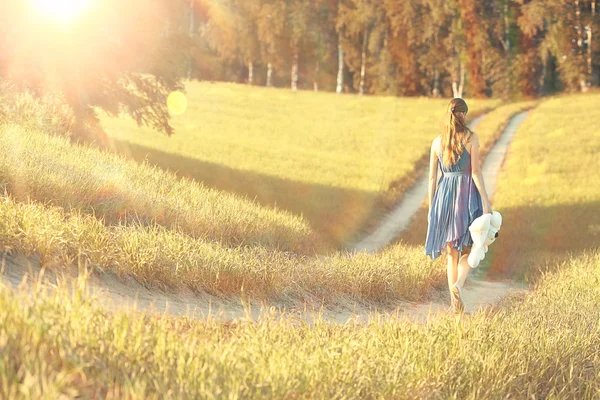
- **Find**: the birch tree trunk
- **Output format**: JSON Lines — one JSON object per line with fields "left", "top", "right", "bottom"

{"left": 359, "top": 28, "right": 368, "bottom": 95}
{"left": 432, "top": 68, "right": 440, "bottom": 97}
{"left": 380, "top": 30, "right": 389, "bottom": 91}
{"left": 503, "top": 0, "right": 510, "bottom": 51}
{"left": 336, "top": 42, "right": 344, "bottom": 93}
{"left": 459, "top": 67, "right": 465, "bottom": 97}
{"left": 187, "top": 0, "right": 195, "bottom": 80}
{"left": 313, "top": 61, "right": 319, "bottom": 92}
{"left": 432, "top": 32, "right": 440, "bottom": 97}
{"left": 575, "top": 0, "right": 588, "bottom": 91}
{"left": 291, "top": 52, "right": 299, "bottom": 91}
{"left": 575, "top": 0, "right": 583, "bottom": 48}
{"left": 452, "top": 61, "right": 464, "bottom": 98}
{"left": 248, "top": 61, "right": 253, "bottom": 85}
{"left": 588, "top": 1, "right": 596, "bottom": 85}
{"left": 267, "top": 63, "right": 273, "bottom": 87}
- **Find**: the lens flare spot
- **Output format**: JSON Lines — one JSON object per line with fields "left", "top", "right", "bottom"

{"left": 167, "top": 91, "right": 188, "bottom": 116}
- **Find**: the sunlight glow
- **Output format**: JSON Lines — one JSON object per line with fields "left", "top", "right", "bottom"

{"left": 31, "top": 0, "right": 94, "bottom": 23}
{"left": 167, "top": 91, "right": 188, "bottom": 116}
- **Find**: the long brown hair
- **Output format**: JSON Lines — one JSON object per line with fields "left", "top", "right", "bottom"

{"left": 441, "top": 98, "right": 473, "bottom": 168}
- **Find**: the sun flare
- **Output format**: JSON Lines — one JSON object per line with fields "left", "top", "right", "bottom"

{"left": 31, "top": 0, "right": 94, "bottom": 23}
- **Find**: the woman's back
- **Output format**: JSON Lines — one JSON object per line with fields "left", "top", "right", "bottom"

{"left": 432, "top": 136, "right": 473, "bottom": 174}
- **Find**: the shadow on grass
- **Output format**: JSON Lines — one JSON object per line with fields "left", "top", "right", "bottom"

{"left": 106, "top": 138, "right": 378, "bottom": 250}
{"left": 398, "top": 200, "right": 600, "bottom": 282}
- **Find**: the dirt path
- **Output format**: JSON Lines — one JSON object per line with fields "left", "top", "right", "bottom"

{"left": 1, "top": 253, "right": 386, "bottom": 324}
{"left": 1, "top": 252, "right": 529, "bottom": 324}
{"left": 1, "top": 112, "right": 532, "bottom": 324}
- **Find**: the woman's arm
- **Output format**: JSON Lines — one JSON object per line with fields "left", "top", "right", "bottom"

{"left": 427, "top": 140, "right": 439, "bottom": 222}
{"left": 470, "top": 134, "right": 492, "bottom": 214}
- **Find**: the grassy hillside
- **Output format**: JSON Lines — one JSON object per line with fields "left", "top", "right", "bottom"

{"left": 100, "top": 82, "right": 499, "bottom": 245}
{"left": 0, "top": 123, "right": 317, "bottom": 254}
{"left": 0, "top": 191, "right": 444, "bottom": 301}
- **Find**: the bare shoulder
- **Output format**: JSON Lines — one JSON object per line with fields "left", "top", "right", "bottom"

{"left": 431, "top": 135, "right": 441, "bottom": 155}
{"left": 465, "top": 132, "right": 479, "bottom": 152}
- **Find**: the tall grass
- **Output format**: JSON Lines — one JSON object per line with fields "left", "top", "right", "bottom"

{"left": 100, "top": 82, "right": 499, "bottom": 244}
{"left": 0, "top": 193, "right": 443, "bottom": 301}
{"left": 0, "top": 82, "right": 73, "bottom": 137}
{"left": 2, "top": 251, "right": 599, "bottom": 398}
{"left": 0, "top": 90, "right": 532, "bottom": 300}
{"left": 0, "top": 117, "right": 449, "bottom": 301}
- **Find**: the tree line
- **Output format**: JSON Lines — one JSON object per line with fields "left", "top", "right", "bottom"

{"left": 1, "top": 0, "right": 597, "bottom": 137}
{"left": 182, "top": 0, "right": 598, "bottom": 98}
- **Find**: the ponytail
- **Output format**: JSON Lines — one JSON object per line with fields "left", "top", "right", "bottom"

{"left": 442, "top": 98, "right": 473, "bottom": 168}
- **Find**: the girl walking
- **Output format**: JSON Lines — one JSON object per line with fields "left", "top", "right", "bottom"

{"left": 425, "top": 98, "right": 492, "bottom": 312}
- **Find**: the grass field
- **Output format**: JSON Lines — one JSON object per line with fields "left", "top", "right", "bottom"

{"left": 0, "top": 87, "right": 542, "bottom": 303}
{"left": 100, "top": 82, "right": 499, "bottom": 246}
{"left": 0, "top": 88, "right": 451, "bottom": 300}
{"left": 0, "top": 123, "right": 318, "bottom": 254}
{"left": 1, "top": 83, "right": 600, "bottom": 398}
{"left": 2, "top": 92, "right": 598, "bottom": 398}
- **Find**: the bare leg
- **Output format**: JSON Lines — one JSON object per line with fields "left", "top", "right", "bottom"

{"left": 447, "top": 244, "right": 466, "bottom": 312}
{"left": 446, "top": 244, "right": 459, "bottom": 296}
{"left": 456, "top": 254, "right": 470, "bottom": 289}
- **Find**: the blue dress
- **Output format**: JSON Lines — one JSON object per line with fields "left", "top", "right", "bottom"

{"left": 424, "top": 144, "right": 483, "bottom": 260}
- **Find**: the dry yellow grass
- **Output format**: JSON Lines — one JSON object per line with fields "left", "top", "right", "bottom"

{"left": 1, "top": 74, "right": 599, "bottom": 400}
{"left": 0, "top": 88, "right": 528, "bottom": 302}
{"left": 0, "top": 89, "right": 457, "bottom": 301}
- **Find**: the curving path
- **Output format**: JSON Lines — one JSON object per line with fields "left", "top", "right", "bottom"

{"left": 352, "top": 112, "right": 528, "bottom": 253}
